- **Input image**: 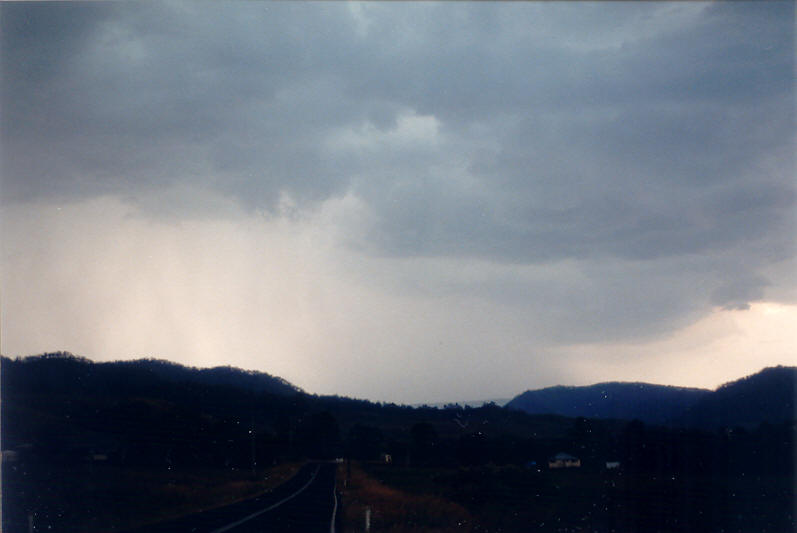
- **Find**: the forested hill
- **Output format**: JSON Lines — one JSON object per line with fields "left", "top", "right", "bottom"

{"left": 679, "top": 366, "right": 797, "bottom": 429}
{"left": 506, "top": 366, "right": 797, "bottom": 428}
{"left": 0, "top": 351, "right": 581, "bottom": 468}
{"left": 506, "top": 382, "right": 710, "bottom": 426}
{"left": 1, "top": 352, "right": 301, "bottom": 397}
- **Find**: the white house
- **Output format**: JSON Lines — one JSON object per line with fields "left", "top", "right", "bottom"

{"left": 2, "top": 450, "right": 19, "bottom": 463}
{"left": 548, "top": 452, "right": 581, "bottom": 469}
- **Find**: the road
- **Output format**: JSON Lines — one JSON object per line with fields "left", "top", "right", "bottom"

{"left": 131, "top": 462, "right": 340, "bottom": 533}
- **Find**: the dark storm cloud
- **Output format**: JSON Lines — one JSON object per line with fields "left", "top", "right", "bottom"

{"left": 1, "top": 2, "right": 363, "bottom": 206}
{"left": 1, "top": 1, "right": 794, "bottom": 321}
{"left": 351, "top": 1, "right": 795, "bottom": 265}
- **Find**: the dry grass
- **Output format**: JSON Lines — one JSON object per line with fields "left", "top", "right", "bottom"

{"left": 340, "top": 462, "right": 472, "bottom": 532}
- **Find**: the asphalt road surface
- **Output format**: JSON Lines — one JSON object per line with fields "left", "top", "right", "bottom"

{"left": 131, "top": 462, "right": 340, "bottom": 533}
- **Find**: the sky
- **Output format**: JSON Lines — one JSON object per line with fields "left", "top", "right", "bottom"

{"left": 1, "top": 1, "right": 794, "bottom": 404}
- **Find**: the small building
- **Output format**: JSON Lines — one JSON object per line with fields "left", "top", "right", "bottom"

{"left": 2, "top": 450, "right": 20, "bottom": 463}
{"left": 605, "top": 461, "right": 620, "bottom": 470}
{"left": 548, "top": 452, "right": 581, "bottom": 469}
{"left": 2, "top": 443, "right": 32, "bottom": 463}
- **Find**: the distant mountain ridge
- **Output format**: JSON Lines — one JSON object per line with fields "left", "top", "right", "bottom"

{"left": 5, "top": 353, "right": 793, "bottom": 431}
{"left": 507, "top": 366, "right": 796, "bottom": 428}
{"left": 2, "top": 352, "right": 302, "bottom": 397}
{"left": 506, "top": 382, "right": 710, "bottom": 426}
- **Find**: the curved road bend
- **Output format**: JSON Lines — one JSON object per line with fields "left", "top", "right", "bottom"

{"left": 130, "top": 462, "right": 340, "bottom": 533}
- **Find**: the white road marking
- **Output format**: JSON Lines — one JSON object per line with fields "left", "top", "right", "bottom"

{"left": 210, "top": 465, "right": 321, "bottom": 533}
{"left": 329, "top": 476, "right": 338, "bottom": 533}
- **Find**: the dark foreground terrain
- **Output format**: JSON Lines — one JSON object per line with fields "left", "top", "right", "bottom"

{"left": 2, "top": 354, "right": 794, "bottom": 532}
{"left": 356, "top": 462, "right": 793, "bottom": 533}
{"left": 129, "top": 462, "right": 340, "bottom": 533}
{"left": 1, "top": 460, "right": 306, "bottom": 532}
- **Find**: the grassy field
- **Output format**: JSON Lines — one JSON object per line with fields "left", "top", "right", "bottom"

{"left": 340, "top": 461, "right": 473, "bottom": 532}
{"left": 2, "top": 459, "right": 303, "bottom": 532}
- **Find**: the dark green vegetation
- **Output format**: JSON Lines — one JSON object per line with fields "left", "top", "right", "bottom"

{"left": 2, "top": 353, "right": 795, "bottom": 532}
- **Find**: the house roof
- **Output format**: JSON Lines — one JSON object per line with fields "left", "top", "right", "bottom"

{"left": 551, "top": 452, "right": 578, "bottom": 460}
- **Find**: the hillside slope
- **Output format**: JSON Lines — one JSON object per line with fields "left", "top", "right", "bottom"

{"left": 679, "top": 366, "right": 796, "bottom": 429}
{"left": 507, "top": 366, "right": 797, "bottom": 429}
{"left": 1, "top": 352, "right": 301, "bottom": 398}
{"left": 506, "top": 382, "right": 710, "bottom": 425}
